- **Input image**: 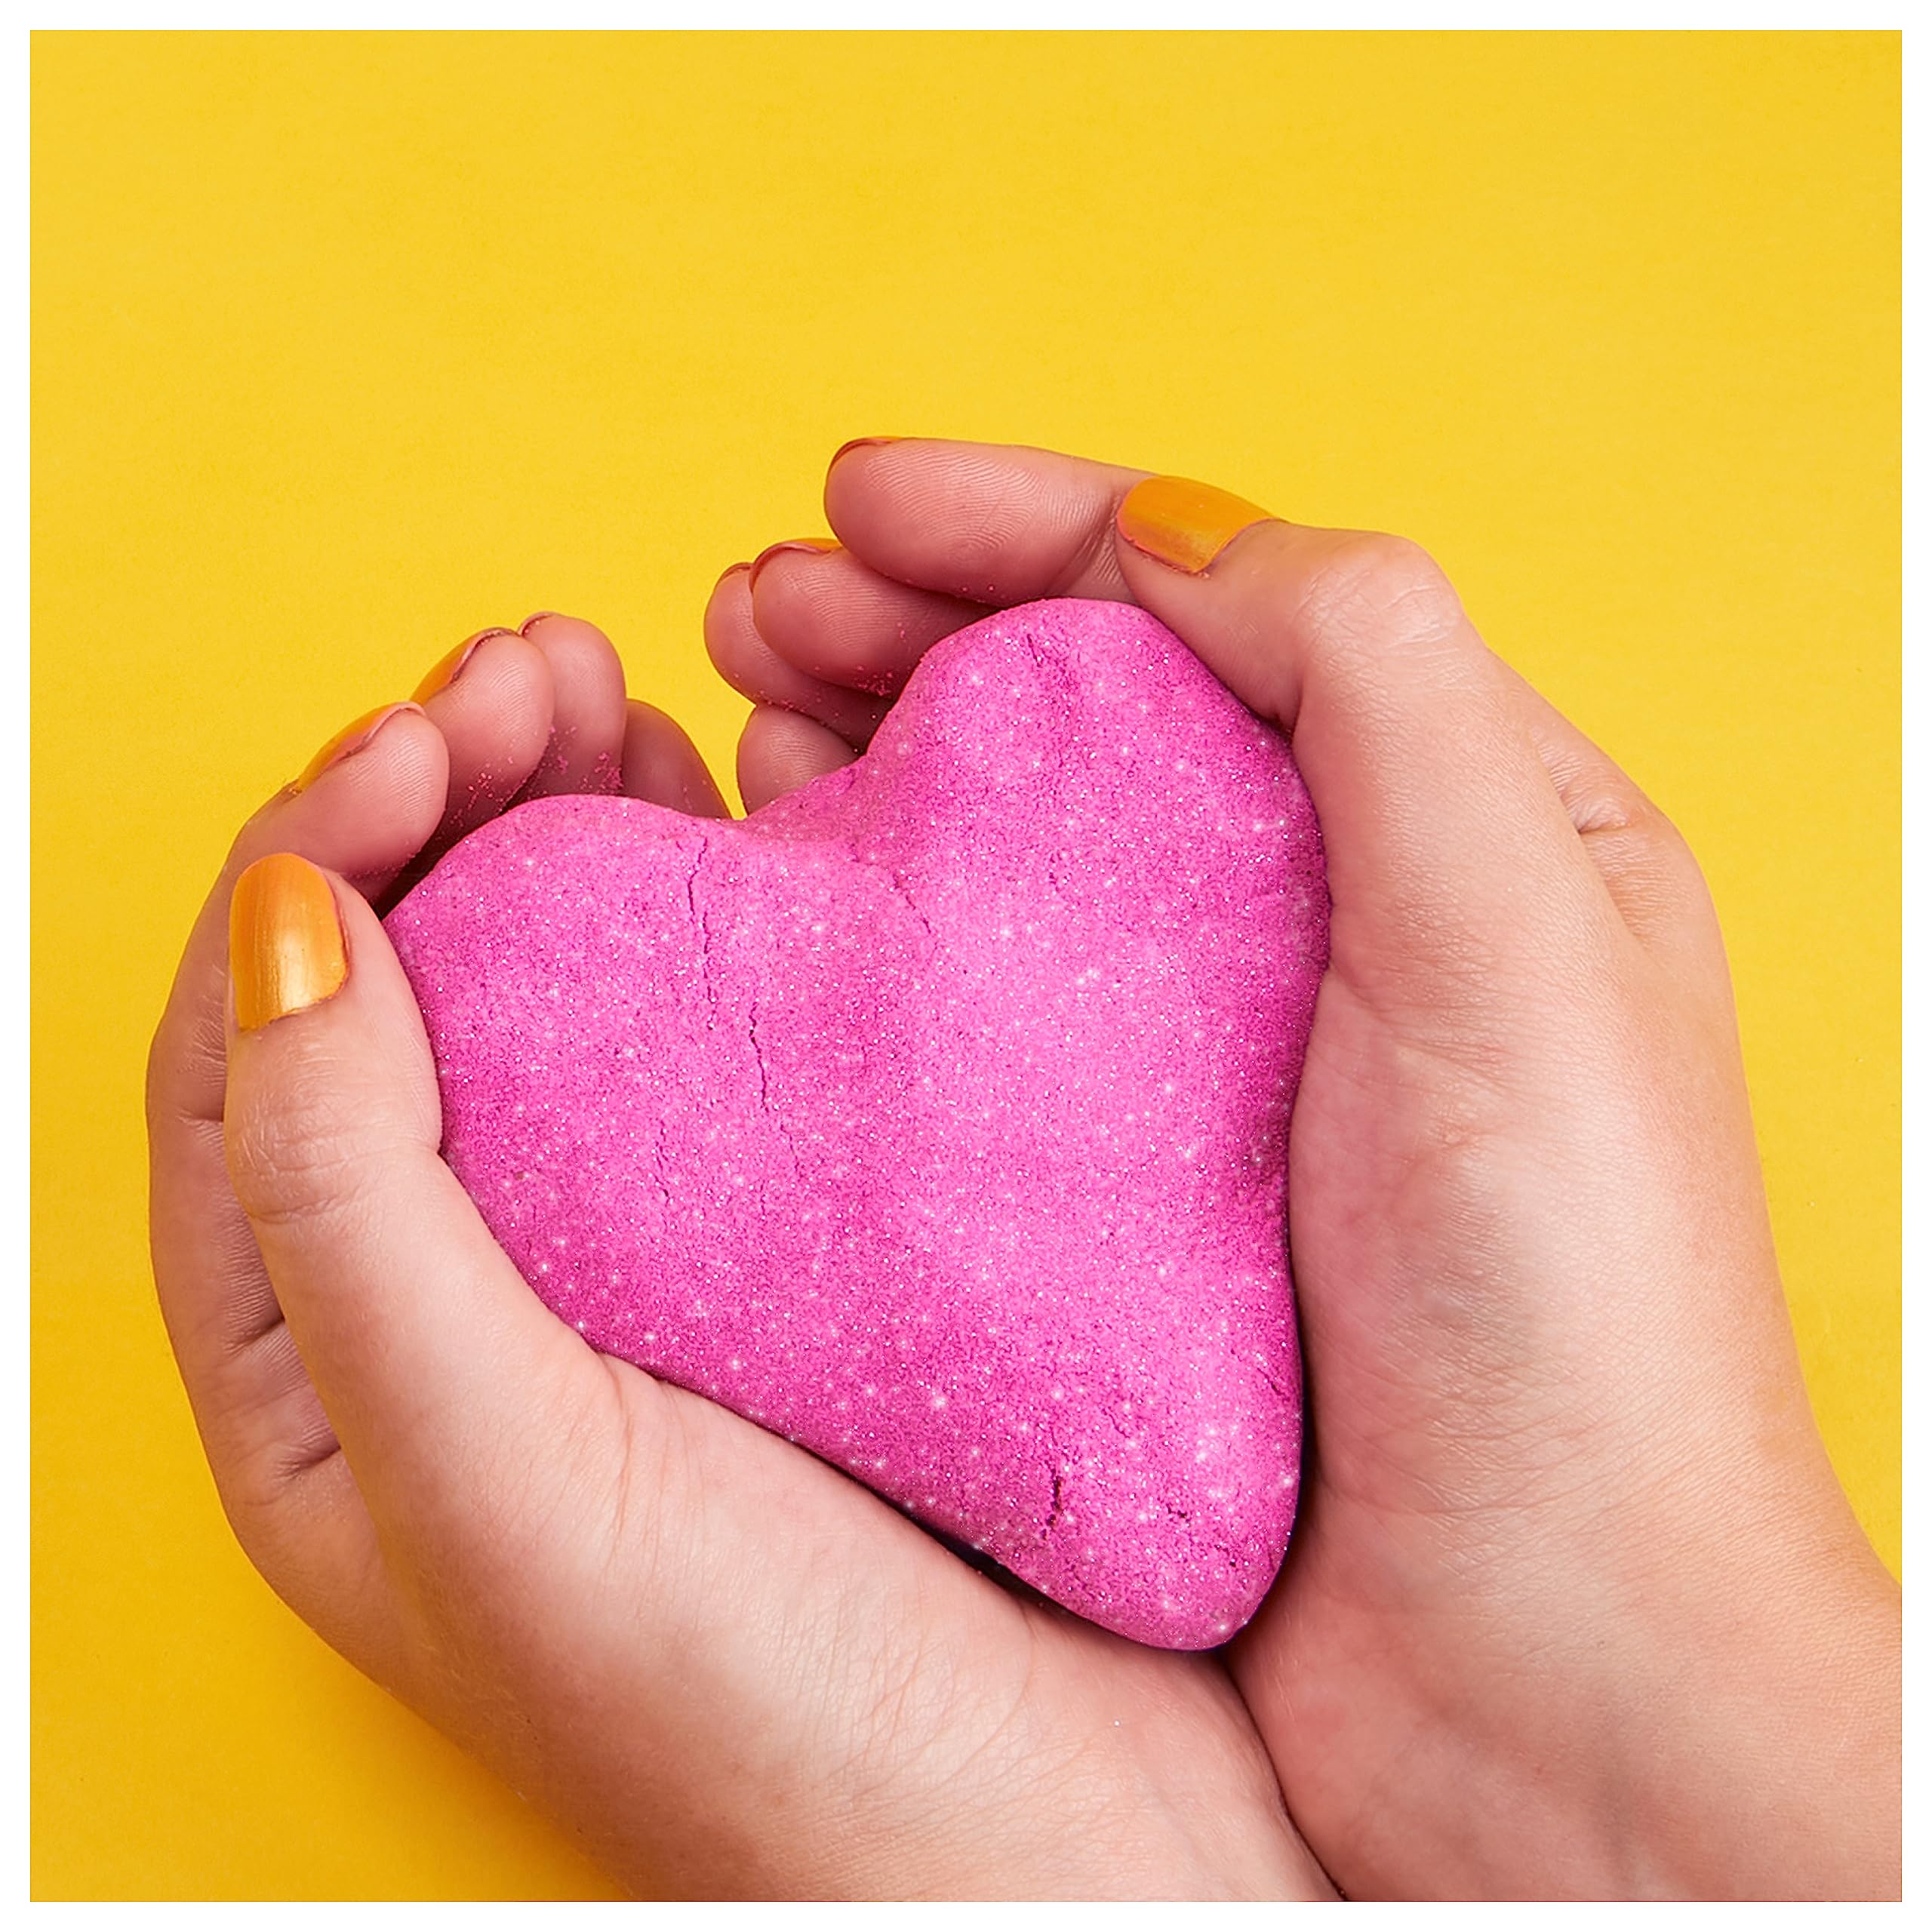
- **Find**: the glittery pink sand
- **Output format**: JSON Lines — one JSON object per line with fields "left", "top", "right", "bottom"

{"left": 385, "top": 597, "right": 1329, "bottom": 1648}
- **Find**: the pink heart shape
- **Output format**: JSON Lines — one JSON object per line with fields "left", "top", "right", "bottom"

{"left": 386, "top": 597, "right": 1328, "bottom": 1647}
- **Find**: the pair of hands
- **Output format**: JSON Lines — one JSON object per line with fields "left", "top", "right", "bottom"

{"left": 146, "top": 438, "right": 1900, "bottom": 1899}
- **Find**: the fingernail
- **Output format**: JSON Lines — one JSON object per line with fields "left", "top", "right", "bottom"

{"left": 414, "top": 628, "right": 517, "bottom": 703}
{"left": 293, "top": 701, "right": 422, "bottom": 791}
{"left": 1117, "top": 475, "right": 1272, "bottom": 575}
{"left": 830, "top": 435, "right": 901, "bottom": 467}
{"left": 520, "top": 611, "right": 567, "bottom": 633}
{"left": 715, "top": 560, "right": 752, "bottom": 588}
{"left": 229, "top": 853, "right": 349, "bottom": 1031}
{"left": 748, "top": 538, "right": 841, "bottom": 591}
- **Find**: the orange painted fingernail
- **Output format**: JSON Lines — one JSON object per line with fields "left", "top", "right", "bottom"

{"left": 748, "top": 538, "right": 841, "bottom": 590}
{"left": 293, "top": 701, "right": 422, "bottom": 791}
{"left": 229, "top": 853, "right": 348, "bottom": 1031}
{"left": 414, "top": 628, "right": 519, "bottom": 703}
{"left": 1117, "top": 475, "right": 1272, "bottom": 575}
{"left": 830, "top": 435, "right": 902, "bottom": 467}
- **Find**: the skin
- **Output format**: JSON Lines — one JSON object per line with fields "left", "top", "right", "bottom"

{"left": 146, "top": 441, "right": 1900, "bottom": 1900}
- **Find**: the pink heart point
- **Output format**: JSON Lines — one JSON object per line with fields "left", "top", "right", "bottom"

{"left": 386, "top": 597, "right": 1329, "bottom": 1647}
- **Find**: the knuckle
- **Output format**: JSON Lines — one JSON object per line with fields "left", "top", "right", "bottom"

{"left": 1580, "top": 780, "right": 1697, "bottom": 867}
{"left": 1637, "top": 798, "right": 1696, "bottom": 865}
{"left": 1571, "top": 774, "right": 1658, "bottom": 838}
{"left": 142, "top": 1021, "right": 171, "bottom": 1132}
{"left": 208, "top": 1451, "right": 308, "bottom": 1598}
{"left": 214, "top": 1465, "right": 287, "bottom": 1567}
{"left": 144, "top": 998, "right": 223, "bottom": 1134}
{"left": 225, "top": 1083, "right": 392, "bottom": 1229}
{"left": 1647, "top": 812, "right": 1717, "bottom": 906}
{"left": 1623, "top": 793, "right": 1681, "bottom": 851}
{"left": 1297, "top": 531, "right": 1466, "bottom": 651}
{"left": 212, "top": 1473, "right": 356, "bottom": 1649}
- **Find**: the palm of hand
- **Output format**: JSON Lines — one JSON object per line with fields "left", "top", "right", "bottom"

{"left": 149, "top": 611, "right": 1324, "bottom": 1900}
{"left": 152, "top": 439, "right": 1894, "bottom": 1901}
{"left": 700, "top": 441, "right": 1890, "bottom": 1900}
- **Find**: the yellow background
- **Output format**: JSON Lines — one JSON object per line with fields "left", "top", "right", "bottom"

{"left": 32, "top": 31, "right": 1900, "bottom": 1900}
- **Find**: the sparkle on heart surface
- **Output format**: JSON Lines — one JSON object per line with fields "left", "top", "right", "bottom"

{"left": 385, "top": 598, "right": 1329, "bottom": 1648}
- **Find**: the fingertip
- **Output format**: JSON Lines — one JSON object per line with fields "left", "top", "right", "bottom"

{"left": 419, "top": 628, "right": 555, "bottom": 768}
{"left": 518, "top": 610, "right": 620, "bottom": 663}
{"left": 820, "top": 437, "right": 908, "bottom": 525}
{"left": 737, "top": 706, "right": 857, "bottom": 814}
{"left": 829, "top": 434, "right": 903, "bottom": 470}
{"left": 292, "top": 701, "right": 428, "bottom": 795}
{"left": 703, "top": 561, "right": 755, "bottom": 670}
{"left": 823, "top": 438, "right": 1142, "bottom": 605}
{"left": 515, "top": 612, "right": 629, "bottom": 801}
{"left": 226, "top": 858, "right": 445, "bottom": 1161}
{"left": 747, "top": 537, "right": 840, "bottom": 595}
{"left": 821, "top": 435, "right": 918, "bottom": 550}
{"left": 747, "top": 541, "right": 983, "bottom": 699}
{"left": 705, "top": 565, "right": 891, "bottom": 747}
{"left": 276, "top": 704, "right": 451, "bottom": 878}
{"left": 414, "top": 628, "right": 518, "bottom": 705}
{"left": 621, "top": 700, "right": 730, "bottom": 818}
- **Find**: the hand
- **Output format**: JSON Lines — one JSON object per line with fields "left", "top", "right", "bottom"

{"left": 146, "top": 615, "right": 1331, "bottom": 1899}
{"left": 712, "top": 440, "right": 1902, "bottom": 1900}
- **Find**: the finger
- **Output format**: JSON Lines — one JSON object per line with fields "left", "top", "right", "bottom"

{"left": 150, "top": 706, "right": 449, "bottom": 1361}
{"left": 512, "top": 613, "right": 629, "bottom": 801}
{"left": 1500, "top": 663, "right": 1727, "bottom": 972}
{"left": 148, "top": 706, "right": 448, "bottom": 1630}
{"left": 410, "top": 626, "right": 556, "bottom": 855}
{"left": 1107, "top": 480, "right": 1624, "bottom": 1022}
{"left": 746, "top": 538, "right": 987, "bottom": 698}
{"left": 222, "top": 856, "right": 600, "bottom": 1562}
{"left": 737, "top": 705, "right": 857, "bottom": 813}
{"left": 703, "top": 565, "right": 892, "bottom": 749}
{"left": 620, "top": 699, "right": 731, "bottom": 817}
{"left": 831, "top": 441, "right": 1710, "bottom": 998}
{"left": 823, "top": 437, "right": 1146, "bottom": 605}
{"left": 829, "top": 441, "right": 1623, "bottom": 1003}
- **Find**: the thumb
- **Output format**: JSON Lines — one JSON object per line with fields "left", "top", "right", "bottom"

{"left": 1112, "top": 478, "right": 1625, "bottom": 1020}
{"left": 223, "top": 853, "right": 595, "bottom": 1545}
